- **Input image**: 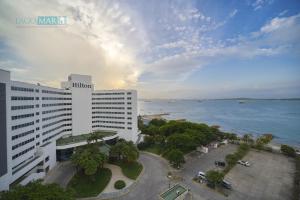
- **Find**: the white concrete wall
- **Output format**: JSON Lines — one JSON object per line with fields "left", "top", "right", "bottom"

{"left": 0, "top": 69, "right": 11, "bottom": 191}
{"left": 66, "top": 74, "right": 92, "bottom": 136}
{"left": 0, "top": 69, "right": 138, "bottom": 191}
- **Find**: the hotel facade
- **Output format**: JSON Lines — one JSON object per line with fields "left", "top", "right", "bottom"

{"left": 0, "top": 69, "right": 138, "bottom": 191}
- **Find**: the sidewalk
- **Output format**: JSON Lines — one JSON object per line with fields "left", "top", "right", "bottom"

{"left": 43, "top": 161, "right": 76, "bottom": 188}
{"left": 101, "top": 164, "right": 134, "bottom": 194}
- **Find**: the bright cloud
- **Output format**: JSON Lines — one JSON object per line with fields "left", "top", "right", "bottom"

{"left": 0, "top": 0, "right": 299, "bottom": 98}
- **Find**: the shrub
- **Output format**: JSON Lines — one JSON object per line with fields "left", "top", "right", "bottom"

{"left": 224, "top": 144, "right": 250, "bottom": 174}
{"left": 137, "top": 142, "right": 149, "bottom": 150}
{"left": 167, "top": 148, "right": 185, "bottom": 168}
{"left": 281, "top": 144, "right": 296, "bottom": 157}
{"left": 114, "top": 180, "right": 126, "bottom": 190}
{"left": 206, "top": 170, "right": 224, "bottom": 188}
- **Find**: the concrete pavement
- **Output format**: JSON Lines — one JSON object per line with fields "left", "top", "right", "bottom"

{"left": 102, "top": 164, "right": 134, "bottom": 194}
{"left": 43, "top": 161, "right": 76, "bottom": 188}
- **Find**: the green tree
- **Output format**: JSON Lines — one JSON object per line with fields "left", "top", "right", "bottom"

{"left": 110, "top": 140, "right": 139, "bottom": 162}
{"left": 143, "top": 125, "right": 160, "bottom": 136}
{"left": 72, "top": 145, "right": 107, "bottom": 176}
{"left": 166, "top": 134, "right": 195, "bottom": 152}
{"left": 225, "top": 153, "right": 238, "bottom": 166}
{"left": 167, "top": 149, "right": 185, "bottom": 168}
{"left": 87, "top": 131, "right": 104, "bottom": 144}
{"left": 206, "top": 170, "right": 224, "bottom": 188}
{"left": 281, "top": 144, "right": 296, "bottom": 157}
{"left": 0, "top": 181, "right": 74, "bottom": 200}
{"left": 149, "top": 118, "right": 166, "bottom": 127}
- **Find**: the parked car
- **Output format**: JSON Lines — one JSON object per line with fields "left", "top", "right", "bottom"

{"left": 197, "top": 171, "right": 206, "bottom": 180}
{"left": 222, "top": 180, "right": 232, "bottom": 189}
{"left": 215, "top": 161, "right": 226, "bottom": 167}
{"left": 237, "top": 160, "right": 250, "bottom": 167}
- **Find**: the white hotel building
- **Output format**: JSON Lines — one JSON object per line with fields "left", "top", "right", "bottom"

{"left": 0, "top": 69, "right": 138, "bottom": 191}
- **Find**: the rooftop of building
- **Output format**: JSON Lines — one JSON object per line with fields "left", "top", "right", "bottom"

{"left": 56, "top": 131, "right": 117, "bottom": 146}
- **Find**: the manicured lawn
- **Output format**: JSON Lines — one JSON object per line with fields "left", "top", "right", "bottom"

{"left": 67, "top": 168, "right": 112, "bottom": 198}
{"left": 112, "top": 161, "right": 143, "bottom": 180}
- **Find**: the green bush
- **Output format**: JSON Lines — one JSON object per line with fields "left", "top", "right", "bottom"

{"left": 206, "top": 170, "right": 224, "bottom": 188}
{"left": 0, "top": 181, "right": 74, "bottom": 200}
{"left": 224, "top": 144, "right": 250, "bottom": 174}
{"left": 281, "top": 145, "right": 296, "bottom": 157}
{"left": 114, "top": 180, "right": 126, "bottom": 190}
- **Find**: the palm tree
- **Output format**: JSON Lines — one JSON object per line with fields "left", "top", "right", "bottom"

{"left": 87, "top": 131, "right": 104, "bottom": 144}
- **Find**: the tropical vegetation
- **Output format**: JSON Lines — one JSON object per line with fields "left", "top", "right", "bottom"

{"left": 0, "top": 181, "right": 74, "bottom": 200}
{"left": 281, "top": 144, "right": 296, "bottom": 157}
{"left": 138, "top": 118, "right": 224, "bottom": 167}
{"left": 67, "top": 168, "right": 111, "bottom": 198}
{"left": 72, "top": 144, "right": 107, "bottom": 176}
{"left": 224, "top": 143, "right": 250, "bottom": 174}
{"left": 109, "top": 139, "right": 143, "bottom": 180}
{"left": 206, "top": 170, "right": 225, "bottom": 188}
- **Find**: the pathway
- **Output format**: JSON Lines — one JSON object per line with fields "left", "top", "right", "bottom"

{"left": 101, "top": 164, "right": 134, "bottom": 194}
{"left": 43, "top": 161, "right": 76, "bottom": 188}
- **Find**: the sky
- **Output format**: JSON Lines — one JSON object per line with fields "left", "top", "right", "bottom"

{"left": 0, "top": 0, "right": 300, "bottom": 99}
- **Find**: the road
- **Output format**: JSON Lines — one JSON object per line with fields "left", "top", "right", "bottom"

{"left": 115, "top": 152, "right": 171, "bottom": 200}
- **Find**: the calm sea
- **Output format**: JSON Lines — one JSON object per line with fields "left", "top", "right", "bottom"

{"left": 138, "top": 99, "right": 300, "bottom": 147}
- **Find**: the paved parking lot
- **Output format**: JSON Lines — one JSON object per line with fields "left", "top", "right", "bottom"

{"left": 181, "top": 144, "right": 238, "bottom": 177}
{"left": 226, "top": 150, "right": 295, "bottom": 200}
{"left": 176, "top": 144, "right": 238, "bottom": 200}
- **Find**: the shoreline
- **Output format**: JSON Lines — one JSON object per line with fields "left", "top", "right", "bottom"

{"left": 141, "top": 113, "right": 300, "bottom": 149}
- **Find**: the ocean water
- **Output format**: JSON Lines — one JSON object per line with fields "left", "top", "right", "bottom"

{"left": 138, "top": 99, "right": 300, "bottom": 147}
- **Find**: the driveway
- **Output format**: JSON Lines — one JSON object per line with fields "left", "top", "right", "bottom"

{"left": 43, "top": 161, "right": 76, "bottom": 188}
{"left": 115, "top": 152, "right": 171, "bottom": 200}
{"left": 115, "top": 145, "right": 237, "bottom": 200}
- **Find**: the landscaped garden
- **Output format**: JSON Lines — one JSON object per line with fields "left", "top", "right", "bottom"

{"left": 67, "top": 168, "right": 112, "bottom": 198}
{"left": 113, "top": 161, "right": 143, "bottom": 180}
{"left": 109, "top": 139, "right": 143, "bottom": 180}
{"left": 56, "top": 130, "right": 117, "bottom": 146}
{"left": 66, "top": 133, "right": 143, "bottom": 197}
{"left": 137, "top": 118, "right": 224, "bottom": 168}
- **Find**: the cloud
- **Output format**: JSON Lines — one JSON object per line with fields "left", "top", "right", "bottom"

{"left": 260, "top": 14, "right": 300, "bottom": 33}
{"left": 251, "top": 0, "right": 274, "bottom": 11}
{"left": 0, "top": 0, "right": 145, "bottom": 89}
{"left": 139, "top": 13, "right": 300, "bottom": 91}
{"left": 0, "top": 0, "right": 299, "bottom": 99}
{"left": 229, "top": 9, "right": 238, "bottom": 18}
